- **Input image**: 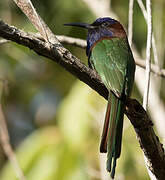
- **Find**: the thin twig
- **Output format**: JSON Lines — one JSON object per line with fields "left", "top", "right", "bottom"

{"left": 12, "top": 0, "right": 59, "bottom": 45}
{"left": 136, "top": 0, "right": 147, "bottom": 18}
{"left": 56, "top": 35, "right": 87, "bottom": 48}
{"left": 0, "top": 81, "right": 26, "bottom": 180}
{"left": 152, "top": 34, "right": 160, "bottom": 71}
{"left": 143, "top": 0, "right": 152, "bottom": 109}
{"left": 128, "top": 0, "right": 134, "bottom": 46}
{"left": 137, "top": 0, "right": 159, "bottom": 67}
{"left": 12, "top": 0, "right": 49, "bottom": 42}
{"left": 135, "top": 57, "right": 165, "bottom": 78}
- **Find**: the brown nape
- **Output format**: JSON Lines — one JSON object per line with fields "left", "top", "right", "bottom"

{"left": 108, "top": 22, "right": 126, "bottom": 38}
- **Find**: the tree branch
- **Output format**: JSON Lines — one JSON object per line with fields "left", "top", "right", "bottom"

{"left": 0, "top": 19, "right": 165, "bottom": 179}
{"left": 143, "top": 0, "right": 152, "bottom": 109}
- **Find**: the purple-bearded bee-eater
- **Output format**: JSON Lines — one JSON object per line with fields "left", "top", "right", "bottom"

{"left": 64, "top": 17, "right": 135, "bottom": 178}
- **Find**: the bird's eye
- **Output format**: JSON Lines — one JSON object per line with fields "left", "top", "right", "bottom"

{"left": 101, "top": 22, "right": 109, "bottom": 27}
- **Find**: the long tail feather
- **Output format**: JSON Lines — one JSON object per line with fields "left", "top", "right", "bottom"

{"left": 106, "top": 93, "right": 119, "bottom": 172}
{"left": 100, "top": 94, "right": 111, "bottom": 153}
{"left": 111, "top": 99, "right": 124, "bottom": 178}
{"left": 105, "top": 92, "right": 125, "bottom": 179}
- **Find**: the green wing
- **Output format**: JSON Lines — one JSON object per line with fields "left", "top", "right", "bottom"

{"left": 89, "top": 38, "right": 135, "bottom": 97}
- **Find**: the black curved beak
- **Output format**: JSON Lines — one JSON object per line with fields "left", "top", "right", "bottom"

{"left": 64, "top": 22, "right": 95, "bottom": 29}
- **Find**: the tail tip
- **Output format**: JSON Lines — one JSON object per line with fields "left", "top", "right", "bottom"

{"left": 107, "top": 157, "right": 117, "bottom": 179}
{"left": 100, "top": 146, "right": 107, "bottom": 153}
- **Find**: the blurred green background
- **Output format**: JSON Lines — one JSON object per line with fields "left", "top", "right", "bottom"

{"left": 0, "top": 0, "right": 165, "bottom": 179}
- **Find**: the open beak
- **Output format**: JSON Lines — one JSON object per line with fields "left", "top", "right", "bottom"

{"left": 64, "top": 22, "right": 95, "bottom": 29}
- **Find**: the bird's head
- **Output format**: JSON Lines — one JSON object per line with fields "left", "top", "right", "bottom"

{"left": 64, "top": 17, "right": 126, "bottom": 56}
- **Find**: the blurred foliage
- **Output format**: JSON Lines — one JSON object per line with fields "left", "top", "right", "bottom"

{"left": 0, "top": 0, "right": 164, "bottom": 179}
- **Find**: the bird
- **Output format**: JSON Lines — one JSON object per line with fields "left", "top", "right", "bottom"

{"left": 64, "top": 17, "right": 135, "bottom": 178}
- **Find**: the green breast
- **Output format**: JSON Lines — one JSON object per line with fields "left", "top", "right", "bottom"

{"left": 89, "top": 38, "right": 135, "bottom": 97}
